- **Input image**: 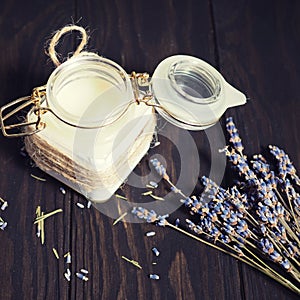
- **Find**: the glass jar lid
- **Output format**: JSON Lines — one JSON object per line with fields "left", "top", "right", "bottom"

{"left": 151, "top": 55, "right": 226, "bottom": 130}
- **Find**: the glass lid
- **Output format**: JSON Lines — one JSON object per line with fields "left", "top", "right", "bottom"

{"left": 151, "top": 55, "right": 225, "bottom": 130}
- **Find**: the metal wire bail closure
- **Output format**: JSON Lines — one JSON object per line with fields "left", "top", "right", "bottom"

{"left": 0, "top": 86, "right": 47, "bottom": 137}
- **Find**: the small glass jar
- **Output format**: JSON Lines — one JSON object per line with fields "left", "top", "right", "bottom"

{"left": 24, "top": 53, "right": 156, "bottom": 202}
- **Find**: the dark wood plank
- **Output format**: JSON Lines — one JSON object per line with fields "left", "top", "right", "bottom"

{"left": 213, "top": 0, "right": 300, "bottom": 299}
{"left": 76, "top": 1, "right": 242, "bottom": 299}
{"left": 0, "top": 1, "right": 76, "bottom": 299}
{"left": 0, "top": 0, "right": 299, "bottom": 299}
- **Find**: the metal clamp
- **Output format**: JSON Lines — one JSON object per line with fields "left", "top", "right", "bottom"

{"left": 130, "top": 72, "right": 153, "bottom": 104}
{"left": 0, "top": 85, "right": 48, "bottom": 137}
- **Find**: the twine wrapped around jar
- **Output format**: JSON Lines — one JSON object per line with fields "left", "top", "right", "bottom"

{"left": 24, "top": 117, "right": 156, "bottom": 193}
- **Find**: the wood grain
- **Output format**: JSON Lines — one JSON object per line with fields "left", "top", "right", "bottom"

{"left": 214, "top": 0, "right": 300, "bottom": 299}
{"left": 0, "top": 0, "right": 299, "bottom": 299}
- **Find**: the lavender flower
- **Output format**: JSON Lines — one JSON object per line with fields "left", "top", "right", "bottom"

{"left": 226, "top": 117, "right": 244, "bottom": 154}
{"left": 150, "top": 158, "right": 169, "bottom": 180}
{"left": 259, "top": 238, "right": 283, "bottom": 262}
{"left": 131, "top": 117, "right": 300, "bottom": 295}
{"left": 269, "top": 145, "right": 300, "bottom": 185}
{"left": 131, "top": 207, "right": 169, "bottom": 226}
{"left": 251, "top": 154, "right": 277, "bottom": 189}
{"left": 186, "top": 219, "right": 203, "bottom": 235}
{"left": 220, "top": 147, "right": 258, "bottom": 186}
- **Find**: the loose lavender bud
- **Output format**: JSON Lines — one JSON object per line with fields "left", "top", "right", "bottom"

{"left": 76, "top": 272, "right": 88, "bottom": 281}
{"left": 0, "top": 222, "right": 7, "bottom": 230}
{"left": 149, "top": 181, "right": 158, "bottom": 188}
{"left": 1, "top": 201, "right": 8, "bottom": 211}
{"left": 76, "top": 203, "right": 85, "bottom": 209}
{"left": 59, "top": 187, "right": 66, "bottom": 195}
{"left": 149, "top": 274, "right": 160, "bottom": 280}
{"left": 152, "top": 247, "right": 160, "bottom": 257}
{"left": 146, "top": 231, "right": 156, "bottom": 237}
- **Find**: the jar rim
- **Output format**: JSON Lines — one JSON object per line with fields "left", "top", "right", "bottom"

{"left": 168, "top": 59, "right": 221, "bottom": 105}
{"left": 46, "top": 54, "right": 132, "bottom": 128}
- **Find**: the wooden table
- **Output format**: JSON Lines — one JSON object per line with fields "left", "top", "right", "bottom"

{"left": 0, "top": 1, "right": 299, "bottom": 299}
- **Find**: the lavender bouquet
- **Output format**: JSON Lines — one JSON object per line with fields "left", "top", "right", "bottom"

{"left": 132, "top": 117, "right": 300, "bottom": 294}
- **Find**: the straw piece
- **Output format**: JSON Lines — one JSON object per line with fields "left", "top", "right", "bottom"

{"left": 113, "top": 212, "right": 128, "bottom": 226}
{"left": 52, "top": 248, "right": 59, "bottom": 259}
{"left": 34, "top": 209, "right": 63, "bottom": 224}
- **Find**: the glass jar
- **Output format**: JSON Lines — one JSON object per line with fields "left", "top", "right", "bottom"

{"left": 24, "top": 53, "right": 156, "bottom": 202}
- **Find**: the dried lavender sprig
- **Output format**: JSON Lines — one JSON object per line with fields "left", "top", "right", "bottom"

{"left": 256, "top": 183, "right": 299, "bottom": 246}
{"left": 255, "top": 197, "right": 300, "bottom": 273}
{"left": 251, "top": 153, "right": 299, "bottom": 226}
{"left": 150, "top": 158, "right": 169, "bottom": 181}
{"left": 240, "top": 199, "right": 300, "bottom": 273}
{"left": 219, "top": 147, "right": 258, "bottom": 188}
{"left": 188, "top": 212, "right": 300, "bottom": 290}
{"left": 211, "top": 227, "right": 300, "bottom": 292}
{"left": 181, "top": 191, "right": 292, "bottom": 276}
{"left": 250, "top": 154, "right": 300, "bottom": 237}
{"left": 269, "top": 145, "right": 300, "bottom": 185}
{"left": 185, "top": 176, "right": 300, "bottom": 281}
{"left": 149, "top": 158, "right": 187, "bottom": 198}
{"left": 267, "top": 228, "right": 300, "bottom": 269}
{"left": 131, "top": 207, "right": 168, "bottom": 227}
{"left": 251, "top": 154, "right": 277, "bottom": 188}
{"left": 132, "top": 207, "right": 260, "bottom": 264}
{"left": 132, "top": 206, "right": 300, "bottom": 294}
{"left": 226, "top": 117, "right": 244, "bottom": 154}
{"left": 220, "top": 148, "right": 299, "bottom": 253}
{"left": 203, "top": 205, "right": 300, "bottom": 284}
{"left": 237, "top": 235, "right": 300, "bottom": 285}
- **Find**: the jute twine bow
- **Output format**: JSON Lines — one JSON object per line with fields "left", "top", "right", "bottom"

{"left": 48, "top": 25, "right": 88, "bottom": 67}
